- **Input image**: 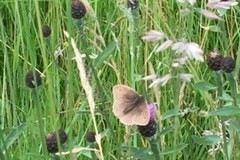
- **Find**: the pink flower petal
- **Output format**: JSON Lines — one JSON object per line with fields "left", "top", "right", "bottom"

{"left": 148, "top": 103, "right": 155, "bottom": 119}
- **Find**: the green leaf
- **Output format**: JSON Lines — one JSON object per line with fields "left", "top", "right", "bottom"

{"left": 194, "top": 81, "right": 217, "bottom": 91}
{"left": 121, "top": 146, "right": 154, "bottom": 160}
{"left": 192, "top": 135, "right": 221, "bottom": 145}
{"left": 93, "top": 41, "right": 116, "bottom": 68}
{"left": 230, "top": 120, "right": 240, "bottom": 131}
{"left": 160, "top": 144, "right": 188, "bottom": 155}
{"left": 218, "top": 92, "right": 233, "bottom": 102}
{"left": 161, "top": 109, "right": 182, "bottom": 120}
{"left": 208, "top": 25, "right": 222, "bottom": 33}
{"left": 4, "top": 123, "right": 27, "bottom": 150}
{"left": 159, "top": 126, "right": 174, "bottom": 136}
{"left": 208, "top": 107, "right": 240, "bottom": 116}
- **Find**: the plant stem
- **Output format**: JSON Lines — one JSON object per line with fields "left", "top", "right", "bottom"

{"left": 149, "top": 138, "right": 161, "bottom": 160}
{"left": 215, "top": 71, "right": 228, "bottom": 160}
{"left": 225, "top": 72, "right": 237, "bottom": 107}
{"left": 33, "top": 89, "right": 48, "bottom": 158}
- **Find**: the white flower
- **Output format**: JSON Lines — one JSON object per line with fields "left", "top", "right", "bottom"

{"left": 141, "top": 30, "right": 165, "bottom": 42}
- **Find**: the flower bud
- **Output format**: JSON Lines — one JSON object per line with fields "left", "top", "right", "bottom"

{"left": 85, "top": 131, "right": 96, "bottom": 143}
{"left": 207, "top": 52, "right": 223, "bottom": 71}
{"left": 221, "top": 56, "right": 235, "bottom": 73}
{"left": 71, "top": 0, "right": 86, "bottom": 19}
{"left": 25, "top": 70, "right": 42, "bottom": 88}
{"left": 42, "top": 25, "right": 51, "bottom": 38}
{"left": 138, "top": 119, "right": 157, "bottom": 137}
{"left": 45, "top": 130, "right": 68, "bottom": 153}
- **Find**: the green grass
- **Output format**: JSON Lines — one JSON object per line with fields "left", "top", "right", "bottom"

{"left": 0, "top": 0, "right": 240, "bottom": 159}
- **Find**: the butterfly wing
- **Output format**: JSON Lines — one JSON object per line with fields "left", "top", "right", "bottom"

{"left": 112, "top": 85, "right": 150, "bottom": 126}
{"left": 119, "top": 101, "right": 150, "bottom": 125}
{"left": 112, "top": 85, "right": 137, "bottom": 118}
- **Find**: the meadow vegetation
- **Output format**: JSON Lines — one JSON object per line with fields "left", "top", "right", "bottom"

{"left": 0, "top": 0, "right": 240, "bottom": 159}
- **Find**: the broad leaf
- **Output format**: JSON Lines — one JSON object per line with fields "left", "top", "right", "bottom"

{"left": 209, "top": 107, "right": 240, "bottom": 116}
{"left": 230, "top": 120, "right": 240, "bottom": 132}
{"left": 121, "top": 146, "right": 154, "bottom": 160}
{"left": 194, "top": 81, "right": 217, "bottom": 91}
{"left": 159, "top": 126, "right": 174, "bottom": 136}
{"left": 192, "top": 135, "right": 221, "bottom": 145}
{"left": 161, "top": 109, "right": 182, "bottom": 120}
{"left": 4, "top": 123, "right": 27, "bottom": 150}
{"left": 160, "top": 143, "right": 188, "bottom": 155}
{"left": 93, "top": 41, "right": 116, "bottom": 68}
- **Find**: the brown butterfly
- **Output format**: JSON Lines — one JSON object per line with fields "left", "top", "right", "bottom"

{"left": 112, "top": 85, "right": 150, "bottom": 126}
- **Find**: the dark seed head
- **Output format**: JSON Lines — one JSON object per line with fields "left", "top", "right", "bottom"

{"left": 58, "top": 130, "right": 68, "bottom": 144}
{"left": 127, "top": 0, "right": 139, "bottom": 10}
{"left": 46, "top": 133, "right": 58, "bottom": 153}
{"left": 45, "top": 130, "right": 68, "bottom": 153}
{"left": 207, "top": 52, "right": 223, "bottom": 71}
{"left": 221, "top": 56, "right": 235, "bottom": 73}
{"left": 138, "top": 119, "right": 157, "bottom": 137}
{"left": 25, "top": 70, "right": 42, "bottom": 88}
{"left": 85, "top": 131, "right": 96, "bottom": 143}
{"left": 42, "top": 25, "right": 51, "bottom": 38}
{"left": 71, "top": 0, "right": 86, "bottom": 19}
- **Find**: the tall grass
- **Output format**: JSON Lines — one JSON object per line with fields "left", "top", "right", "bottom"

{"left": 0, "top": 0, "right": 240, "bottom": 159}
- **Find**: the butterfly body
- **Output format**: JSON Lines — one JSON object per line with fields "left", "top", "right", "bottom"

{"left": 112, "top": 85, "right": 150, "bottom": 126}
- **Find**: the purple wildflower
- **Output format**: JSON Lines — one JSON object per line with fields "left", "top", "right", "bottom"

{"left": 138, "top": 103, "right": 157, "bottom": 137}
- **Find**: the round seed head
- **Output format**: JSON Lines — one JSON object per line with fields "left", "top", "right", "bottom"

{"left": 58, "top": 130, "right": 68, "bottom": 144}
{"left": 85, "top": 131, "right": 96, "bottom": 143}
{"left": 45, "top": 130, "right": 68, "bottom": 153}
{"left": 42, "top": 25, "right": 51, "bottom": 38}
{"left": 138, "top": 119, "right": 157, "bottom": 137}
{"left": 221, "top": 56, "right": 235, "bottom": 73}
{"left": 207, "top": 52, "right": 223, "bottom": 71}
{"left": 127, "top": 0, "right": 139, "bottom": 10}
{"left": 25, "top": 70, "right": 42, "bottom": 88}
{"left": 45, "top": 133, "right": 58, "bottom": 153}
{"left": 71, "top": 0, "right": 86, "bottom": 19}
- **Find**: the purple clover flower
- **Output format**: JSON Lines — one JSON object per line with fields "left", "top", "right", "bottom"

{"left": 138, "top": 103, "right": 157, "bottom": 137}
{"left": 148, "top": 103, "right": 155, "bottom": 120}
